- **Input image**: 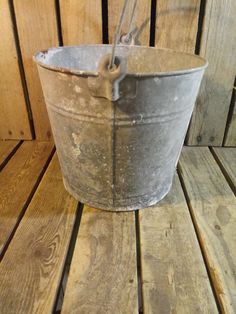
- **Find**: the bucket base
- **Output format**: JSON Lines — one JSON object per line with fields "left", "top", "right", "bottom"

{"left": 63, "top": 178, "right": 172, "bottom": 212}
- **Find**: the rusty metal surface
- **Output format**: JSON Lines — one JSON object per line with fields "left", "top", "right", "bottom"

{"left": 35, "top": 45, "right": 207, "bottom": 211}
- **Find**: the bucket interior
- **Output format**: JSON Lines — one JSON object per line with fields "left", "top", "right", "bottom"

{"left": 35, "top": 45, "right": 207, "bottom": 76}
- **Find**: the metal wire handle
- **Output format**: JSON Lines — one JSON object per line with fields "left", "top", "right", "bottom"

{"left": 124, "top": 0, "right": 138, "bottom": 43}
{"left": 108, "top": 0, "right": 138, "bottom": 70}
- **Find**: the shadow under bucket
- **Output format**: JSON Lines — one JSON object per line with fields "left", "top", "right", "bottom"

{"left": 34, "top": 44, "right": 207, "bottom": 211}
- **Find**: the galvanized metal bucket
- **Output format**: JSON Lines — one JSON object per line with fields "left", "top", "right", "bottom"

{"left": 34, "top": 45, "right": 207, "bottom": 211}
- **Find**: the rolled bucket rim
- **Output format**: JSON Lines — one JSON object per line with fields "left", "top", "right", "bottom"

{"left": 34, "top": 44, "right": 208, "bottom": 78}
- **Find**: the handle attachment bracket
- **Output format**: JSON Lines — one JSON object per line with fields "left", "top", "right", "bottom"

{"left": 88, "top": 54, "right": 126, "bottom": 101}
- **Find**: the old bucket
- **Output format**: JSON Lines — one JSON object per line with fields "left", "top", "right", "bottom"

{"left": 34, "top": 45, "right": 207, "bottom": 211}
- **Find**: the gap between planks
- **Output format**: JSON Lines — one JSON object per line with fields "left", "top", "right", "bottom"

{"left": 178, "top": 147, "right": 236, "bottom": 313}
{"left": 0, "top": 140, "right": 22, "bottom": 171}
{"left": 53, "top": 202, "right": 84, "bottom": 313}
{"left": 8, "top": 0, "right": 36, "bottom": 139}
{"left": 135, "top": 210, "right": 144, "bottom": 314}
{"left": 177, "top": 166, "right": 221, "bottom": 312}
{"left": 0, "top": 141, "right": 55, "bottom": 260}
{"left": 210, "top": 147, "right": 236, "bottom": 195}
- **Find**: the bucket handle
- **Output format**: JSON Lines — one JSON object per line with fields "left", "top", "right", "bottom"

{"left": 88, "top": 0, "right": 138, "bottom": 101}
{"left": 109, "top": 0, "right": 137, "bottom": 70}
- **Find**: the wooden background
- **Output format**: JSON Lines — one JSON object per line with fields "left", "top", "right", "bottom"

{"left": 0, "top": 0, "right": 235, "bottom": 146}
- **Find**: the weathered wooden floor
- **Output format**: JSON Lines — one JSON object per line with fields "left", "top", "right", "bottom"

{"left": 0, "top": 140, "right": 235, "bottom": 314}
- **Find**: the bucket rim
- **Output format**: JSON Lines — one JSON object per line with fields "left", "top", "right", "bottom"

{"left": 34, "top": 44, "right": 208, "bottom": 78}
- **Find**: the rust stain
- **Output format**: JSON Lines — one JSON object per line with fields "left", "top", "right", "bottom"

{"left": 209, "top": 266, "right": 227, "bottom": 313}
{"left": 190, "top": 218, "right": 227, "bottom": 313}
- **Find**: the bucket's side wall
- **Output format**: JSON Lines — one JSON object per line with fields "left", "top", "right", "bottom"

{"left": 37, "top": 65, "right": 204, "bottom": 210}
{"left": 113, "top": 71, "right": 204, "bottom": 208}
{"left": 37, "top": 66, "right": 114, "bottom": 206}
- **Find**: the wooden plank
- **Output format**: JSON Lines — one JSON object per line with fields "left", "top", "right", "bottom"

{"left": 155, "top": 0, "right": 200, "bottom": 53}
{"left": 139, "top": 174, "right": 217, "bottom": 313}
{"left": 0, "top": 0, "right": 32, "bottom": 140}
{"left": 0, "top": 154, "right": 78, "bottom": 314}
{"left": 62, "top": 206, "right": 138, "bottom": 314}
{"left": 0, "top": 141, "right": 54, "bottom": 256}
{"left": 212, "top": 147, "right": 236, "bottom": 194}
{"left": 179, "top": 147, "right": 236, "bottom": 313}
{"left": 13, "top": 0, "right": 59, "bottom": 140}
{"left": 0, "top": 140, "right": 20, "bottom": 168}
{"left": 60, "top": 0, "right": 102, "bottom": 45}
{"left": 108, "top": 0, "right": 151, "bottom": 46}
{"left": 224, "top": 86, "right": 236, "bottom": 146}
{"left": 187, "top": 0, "right": 236, "bottom": 146}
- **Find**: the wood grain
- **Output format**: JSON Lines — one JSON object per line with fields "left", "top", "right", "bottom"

{"left": 0, "top": 0, "right": 31, "bottom": 140}
{"left": 187, "top": 0, "right": 236, "bottom": 146}
{"left": 212, "top": 147, "right": 236, "bottom": 194}
{"left": 108, "top": 0, "right": 151, "bottom": 46}
{"left": 13, "top": 0, "right": 59, "bottom": 140}
{"left": 0, "top": 154, "right": 78, "bottom": 314}
{"left": 139, "top": 173, "right": 217, "bottom": 313}
{"left": 155, "top": 0, "right": 200, "bottom": 52}
{"left": 60, "top": 0, "right": 102, "bottom": 45}
{"left": 0, "top": 141, "right": 54, "bottom": 256}
{"left": 0, "top": 140, "right": 20, "bottom": 168}
{"left": 179, "top": 147, "right": 236, "bottom": 313}
{"left": 224, "top": 87, "right": 236, "bottom": 147}
{"left": 62, "top": 206, "right": 138, "bottom": 314}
